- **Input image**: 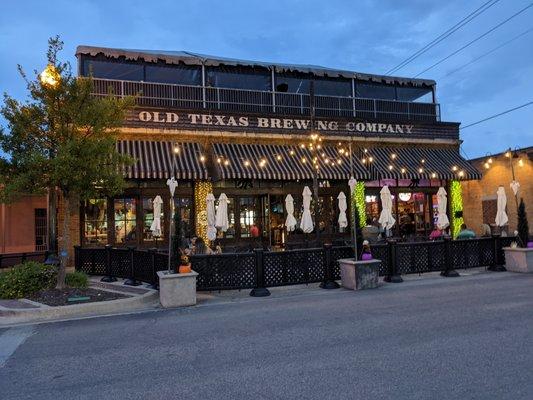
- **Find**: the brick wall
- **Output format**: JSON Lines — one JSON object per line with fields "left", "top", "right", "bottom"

{"left": 462, "top": 151, "right": 532, "bottom": 237}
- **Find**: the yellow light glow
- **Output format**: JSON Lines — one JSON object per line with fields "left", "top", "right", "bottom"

{"left": 317, "top": 144, "right": 322, "bottom": 149}
{"left": 224, "top": 160, "right": 229, "bottom": 166}
{"left": 391, "top": 153, "right": 397, "bottom": 159}
{"left": 300, "top": 144, "right": 305, "bottom": 149}
{"left": 452, "top": 166, "right": 458, "bottom": 171}
{"left": 432, "top": 172, "right": 436, "bottom": 178}
{"left": 289, "top": 150, "right": 295, "bottom": 155}
{"left": 261, "top": 158, "right": 267, "bottom": 164}
{"left": 364, "top": 148, "right": 368, "bottom": 153}
{"left": 362, "top": 158, "right": 367, "bottom": 164}
{"left": 368, "top": 156, "right": 373, "bottom": 163}
{"left": 199, "top": 155, "right": 205, "bottom": 162}
{"left": 401, "top": 168, "right": 406, "bottom": 173}
{"left": 40, "top": 64, "right": 60, "bottom": 87}
{"left": 173, "top": 146, "right": 180, "bottom": 154}
{"left": 421, "top": 159, "right": 425, "bottom": 163}
{"left": 484, "top": 162, "right": 490, "bottom": 169}
{"left": 518, "top": 159, "right": 524, "bottom": 167}
{"left": 458, "top": 170, "right": 465, "bottom": 177}
{"left": 276, "top": 155, "right": 282, "bottom": 161}
{"left": 337, "top": 159, "right": 341, "bottom": 165}
{"left": 217, "top": 157, "right": 222, "bottom": 163}
{"left": 301, "top": 158, "right": 307, "bottom": 163}
{"left": 325, "top": 159, "right": 329, "bottom": 164}
{"left": 418, "top": 168, "right": 424, "bottom": 173}
{"left": 244, "top": 160, "right": 250, "bottom": 166}
{"left": 388, "top": 165, "right": 393, "bottom": 170}
{"left": 488, "top": 157, "right": 493, "bottom": 164}
{"left": 505, "top": 151, "right": 511, "bottom": 158}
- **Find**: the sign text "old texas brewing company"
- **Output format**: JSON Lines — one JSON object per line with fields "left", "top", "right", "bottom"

{"left": 137, "top": 111, "right": 415, "bottom": 134}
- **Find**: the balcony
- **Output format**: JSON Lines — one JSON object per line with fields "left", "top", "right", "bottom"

{"left": 91, "top": 78, "right": 441, "bottom": 123}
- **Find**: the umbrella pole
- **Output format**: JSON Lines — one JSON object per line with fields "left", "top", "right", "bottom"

{"left": 349, "top": 141, "right": 358, "bottom": 260}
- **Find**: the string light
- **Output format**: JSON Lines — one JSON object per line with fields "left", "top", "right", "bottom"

{"left": 401, "top": 167, "right": 406, "bottom": 174}
{"left": 224, "top": 160, "right": 229, "bottom": 166}
{"left": 244, "top": 160, "right": 250, "bottom": 167}
{"left": 276, "top": 155, "right": 282, "bottom": 161}
{"left": 301, "top": 157, "right": 307, "bottom": 163}
{"left": 484, "top": 162, "right": 490, "bottom": 169}
{"left": 388, "top": 165, "right": 394, "bottom": 171}
{"left": 458, "top": 170, "right": 465, "bottom": 177}
{"left": 418, "top": 167, "right": 424, "bottom": 173}
{"left": 421, "top": 159, "right": 425, "bottom": 164}
{"left": 216, "top": 157, "right": 222, "bottom": 163}
{"left": 431, "top": 172, "right": 437, "bottom": 178}
{"left": 317, "top": 144, "right": 322, "bottom": 149}
{"left": 368, "top": 156, "right": 374, "bottom": 163}
{"left": 488, "top": 157, "right": 493, "bottom": 164}
{"left": 364, "top": 148, "right": 368, "bottom": 153}
{"left": 300, "top": 144, "right": 305, "bottom": 149}
{"left": 391, "top": 153, "right": 397, "bottom": 159}
{"left": 451, "top": 165, "right": 458, "bottom": 171}
{"left": 199, "top": 155, "right": 206, "bottom": 162}
{"left": 173, "top": 146, "right": 180, "bottom": 154}
{"left": 337, "top": 159, "right": 342, "bottom": 165}
{"left": 194, "top": 181, "right": 213, "bottom": 244}
{"left": 518, "top": 159, "right": 524, "bottom": 167}
{"left": 289, "top": 150, "right": 295, "bottom": 155}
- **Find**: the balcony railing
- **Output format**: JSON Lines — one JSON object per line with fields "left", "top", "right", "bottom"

{"left": 91, "top": 78, "right": 441, "bottom": 122}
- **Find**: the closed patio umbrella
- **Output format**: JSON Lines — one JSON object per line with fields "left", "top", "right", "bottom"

{"left": 495, "top": 186, "right": 509, "bottom": 227}
{"left": 300, "top": 186, "right": 314, "bottom": 234}
{"left": 436, "top": 187, "right": 450, "bottom": 230}
{"left": 206, "top": 193, "right": 216, "bottom": 241}
{"left": 215, "top": 193, "right": 229, "bottom": 232}
{"left": 285, "top": 194, "right": 297, "bottom": 232}
{"left": 150, "top": 195, "right": 163, "bottom": 237}
{"left": 378, "top": 185, "right": 396, "bottom": 231}
{"left": 337, "top": 192, "right": 348, "bottom": 229}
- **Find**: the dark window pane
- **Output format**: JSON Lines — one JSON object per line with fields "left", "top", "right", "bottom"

{"left": 83, "top": 59, "right": 143, "bottom": 81}
{"left": 355, "top": 83, "right": 396, "bottom": 100}
{"left": 145, "top": 64, "right": 201, "bottom": 86}
{"left": 314, "top": 78, "right": 352, "bottom": 97}
{"left": 396, "top": 87, "right": 432, "bottom": 103}
{"left": 83, "top": 199, "right": 108, "bottom": 245}
{"left": 275, "top": 75, "right": 310, "bottom": 94}
{"left": 206, "top": 66, "right": 270, "bottom": 90}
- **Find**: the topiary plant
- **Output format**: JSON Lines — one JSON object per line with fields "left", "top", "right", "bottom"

{"left": 517, "top": 198, "right": 529, "bottom": 248}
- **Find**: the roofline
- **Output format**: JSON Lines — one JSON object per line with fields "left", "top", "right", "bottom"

{"left": 468, "top": 145, "right": 533, "bottom": 162}
{"left": 76, "top": 45, "right": 436, "bottom": 88}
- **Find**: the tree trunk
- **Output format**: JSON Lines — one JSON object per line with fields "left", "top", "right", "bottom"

{"left": 56, "top": 192, "right": 70, "bottom": 289}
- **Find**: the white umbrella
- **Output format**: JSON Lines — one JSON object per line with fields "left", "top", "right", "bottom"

{"left": 215, "top": 193, "right": 229, "bottom": 232}
{"left": 206, "top": 193, "right": 217, "bottom": 241}
{"left": 300, "top": 186, "right": 314, "bottom": 233}
{"left": 495, "top": 186, "right": 509, "bottom": 227}
{"left": 337, "top": 192, "right": 348, "bottom": 229}
{"left": 348, "top": 177, "right": 357, "bottom": 194}
{"left": 378, "top": 185, "right": 396, "bottom": 230}
{"left": 149, "top": 195, "right": 163, "bottom": 237}
{"left": 510, "top": 180, "right": 520, "bottom": 196}
{"left": 436, "top": 187, "right": 450, "bottom": 230}
{"left": 285, "top": 194, "right": 297, "bottom": 232}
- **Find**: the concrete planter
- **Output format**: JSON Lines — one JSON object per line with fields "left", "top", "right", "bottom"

{"left": 157, "top": 270, "right": 198, "bottom": 308}
{"left": 339, "top": 259, "right": 380, "bottom": 290}
{"left": 503, "top": 247, "right": 533, "bottom": 273}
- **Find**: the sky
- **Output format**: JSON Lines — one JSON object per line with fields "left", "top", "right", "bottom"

{"left": 0, "top": 0, "right": 532, "bottom": 159}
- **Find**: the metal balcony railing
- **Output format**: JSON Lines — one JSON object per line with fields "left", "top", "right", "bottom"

{"left": 90, "top": 78, "right": 441, "bottom": 122}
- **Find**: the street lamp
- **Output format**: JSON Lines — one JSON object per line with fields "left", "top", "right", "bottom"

{"left": 40, "top": 64, "right": 60, "bottom": 266}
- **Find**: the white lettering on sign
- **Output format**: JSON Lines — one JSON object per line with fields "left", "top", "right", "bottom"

{"left": 137, "top": 111, "right": 414, "bottom": 135}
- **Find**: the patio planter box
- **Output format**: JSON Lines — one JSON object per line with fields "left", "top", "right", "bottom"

{"left": 503, "top": 247, "right": 533, "bottom": 273}
{"left": 157, "top": 270, "right": 198, "bottom": 308}
{"left": 339, "top": 259, "right": 380, "bottom": 290}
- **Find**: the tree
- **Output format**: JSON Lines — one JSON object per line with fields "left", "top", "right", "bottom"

{"left": 0, "top": 36, "right": 133, "bottom": 288}
{"left": 517, "top": 198, "right": 529, "bottom": 248}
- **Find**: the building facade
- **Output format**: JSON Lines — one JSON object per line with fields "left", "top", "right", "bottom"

{"left": 70, "top": 46, "right": 480, "bottom": 252}
{"left": 462, "top": 147, "right": 532, "bottom": 236}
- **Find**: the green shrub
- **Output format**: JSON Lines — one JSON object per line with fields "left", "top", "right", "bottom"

{"left": 0, "top": 261, "right": 57, "bottom": 299}
{"left": 65, "top": 271, "right": 89, "bottom": 288}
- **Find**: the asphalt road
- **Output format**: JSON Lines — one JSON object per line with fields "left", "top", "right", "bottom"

{"left": 1, "top": 272, "right": 533, "bottom": 400}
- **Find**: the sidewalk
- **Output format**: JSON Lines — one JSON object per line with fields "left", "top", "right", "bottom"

{"left": 0, "top": 266, "right": 503, "bottom": 326}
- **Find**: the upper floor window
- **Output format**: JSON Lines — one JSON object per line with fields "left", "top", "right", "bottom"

{"left": 145, "top": 64, "right": 201, "bottom": 86}
{"left": 396, "top": 87, "right": 433, "bottom": 103}
{"left": 83, "top": 59, "right": 143, "bottom": 81}
{"left": 356, "top": 82, "right": 396, "bottom": 100}
{"left": 206, "top": 66, "right": 271, "bottom": 91}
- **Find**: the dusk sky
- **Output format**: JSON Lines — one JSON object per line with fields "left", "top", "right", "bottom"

{"left": 1, "top": 0, "right": 532, "bottom": 158}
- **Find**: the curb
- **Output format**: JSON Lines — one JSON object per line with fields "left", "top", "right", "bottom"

{"left": 0, "top": 288, "right": 159, "bottom": 326}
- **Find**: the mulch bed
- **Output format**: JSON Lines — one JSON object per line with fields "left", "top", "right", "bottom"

{"left": 28, "top": 288, "right": 130, "bottom": 307}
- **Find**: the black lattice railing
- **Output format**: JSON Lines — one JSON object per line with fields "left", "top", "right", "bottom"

{"left": 74, "top": 236, "right": 516, "bottom": 291}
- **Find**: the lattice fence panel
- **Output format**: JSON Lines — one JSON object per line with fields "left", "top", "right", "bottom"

{"left": 331, "top": 246, "right": 354, "bottom": 280}
{"left": 371, "top": 244, "right": 389, "bottom": 276}
{"left": 192, "top": 253, "right": 256, "bottom": 291}
{"left": 109, "top": 248, "right": 131, "bottom": 279}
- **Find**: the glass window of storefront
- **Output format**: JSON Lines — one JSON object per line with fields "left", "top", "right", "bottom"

{"left": 174, "top": 197, "right": 193, "bottom": 241}
{"left": 83, "top": 199, "right": 108, "bottom": 245}
{"left": 114, "top": 198, "right": 137, "bottom": 244}
{"left": 142, "top": 197, "right": 163, "bottom": 242}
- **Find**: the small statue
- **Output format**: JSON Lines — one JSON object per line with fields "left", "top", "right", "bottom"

{"left": 361, "top": 240, "right": 373, "bottom": 261}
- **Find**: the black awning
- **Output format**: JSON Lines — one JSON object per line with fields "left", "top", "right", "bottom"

{"left": 361, "top": 145, "right": 481, "bottom": 180}
{"left": 116, "top": 140, "right": 209, "bottom": 180}
{"left": 212, "top": 143, "right": 369, "bottom": 181}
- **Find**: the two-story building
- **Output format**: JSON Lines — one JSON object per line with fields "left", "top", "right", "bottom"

{"left": 73, "top": 45, "right": 480, "bottom": 251}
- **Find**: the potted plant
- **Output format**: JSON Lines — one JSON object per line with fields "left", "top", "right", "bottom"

{"left": 504, "top": 198, "right": 533, "bottom": 273}
{"left": 178, "top": 254, "right": 192, "bottom": 274}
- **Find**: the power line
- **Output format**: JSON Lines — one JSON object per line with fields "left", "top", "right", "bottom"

{"left": 440, "top": 26, "right": 533, "bottom": 79}
{"left": 461, "top": 101, "right": 533, "bottom": 129}
{"left": 385, "top": 0, "right": 500, "bottom": 75}
{"left": 414, "top": 2, "right": 533, "bottom": 77}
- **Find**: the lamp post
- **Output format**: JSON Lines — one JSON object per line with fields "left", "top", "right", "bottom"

{"left": 40, "top": 65, "right": 60, "bottom": 266}
{"left": 309, "top": 81, "right": 320, "bottom": 243}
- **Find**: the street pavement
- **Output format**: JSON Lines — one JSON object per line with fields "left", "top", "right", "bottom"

{"left": 1, "top": 271, "right": 533, "bottom": 400}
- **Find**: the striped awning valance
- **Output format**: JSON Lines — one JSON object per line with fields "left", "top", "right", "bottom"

{"left": 362, "top": 145, "right": 481, "bottom": 180}
{"left": 212, "top": 143, "right": 370, "bottom": 181}
{"left": 117, "top": 140, "right": 208, "bottom": 180}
